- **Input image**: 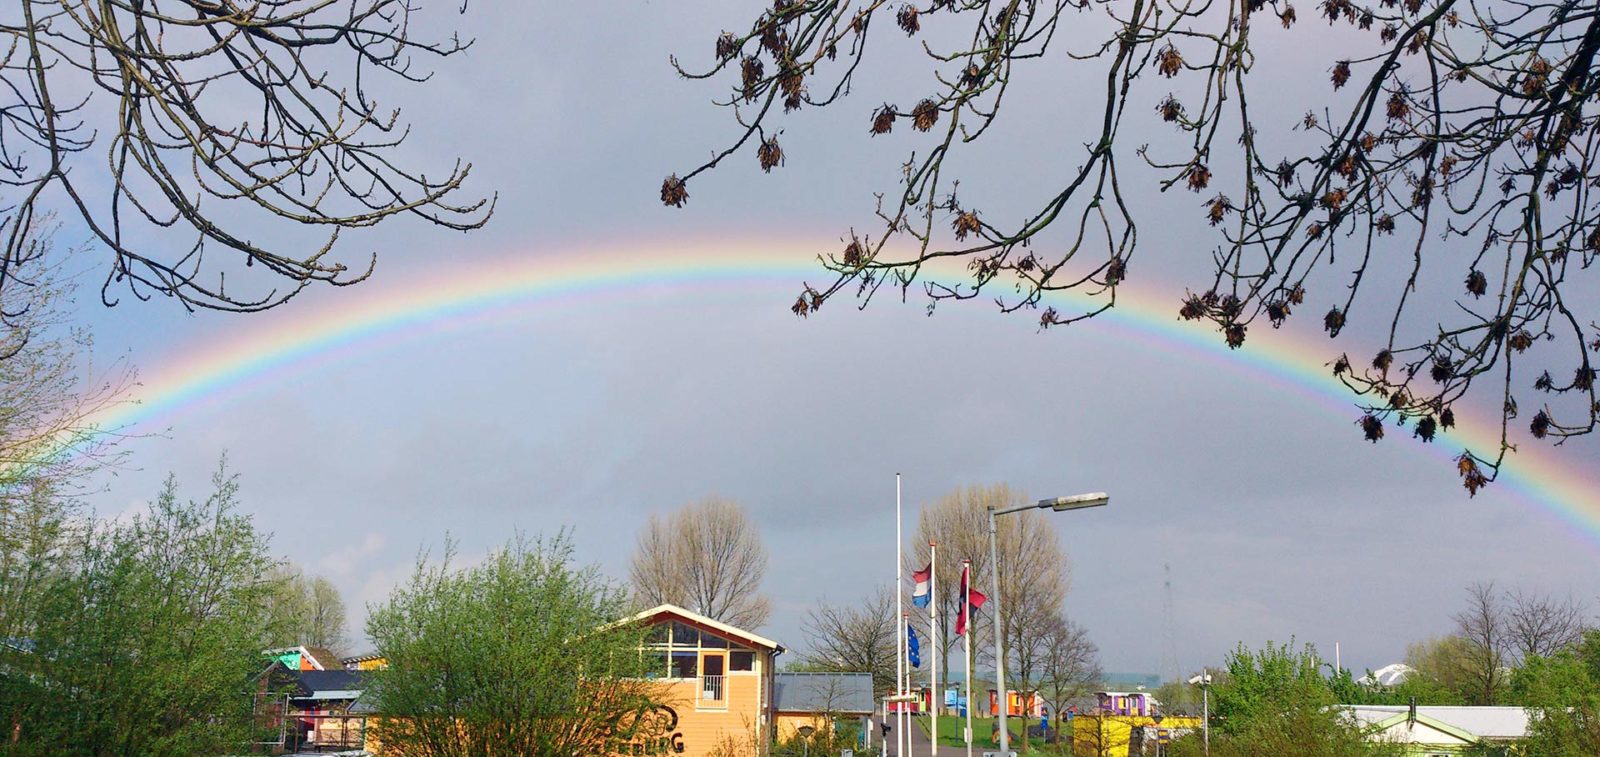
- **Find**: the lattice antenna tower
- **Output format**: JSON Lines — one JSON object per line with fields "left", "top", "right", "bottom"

{"left": 1160, "top": 562, "right": 1181, "bottom": 686}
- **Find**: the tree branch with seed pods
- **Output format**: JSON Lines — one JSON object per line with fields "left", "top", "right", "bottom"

{"left": 666, "top": 0, "right": 1600, "bottom": 496}
{"left": 0, "top": 0, "right": 494, "bottom": 332}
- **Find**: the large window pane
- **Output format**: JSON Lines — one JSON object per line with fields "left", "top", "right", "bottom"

{"left": 729, "top": 651, "right": 754, "bottom": 672}
{"left": 670, "top": 651, "right": 698, "bottom": 679}
{"left": 672, "top": 623, "right": 699, "bottom": 647}
{"left": 645, "top": 652, "right": 668, "bottom": 678}
{"left": 701, "top": 633, "right": 728, "bottom": 649}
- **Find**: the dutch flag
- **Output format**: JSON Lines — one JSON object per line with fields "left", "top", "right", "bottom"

{"left": 911, "top": 563, "right": 932, "bottom": 608}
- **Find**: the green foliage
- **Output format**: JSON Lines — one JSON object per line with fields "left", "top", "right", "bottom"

{"left": 364, "top": 531, "right": 671, "bottom": 756}
{"left": 1187, "top": 641, "right": 1404, "bottom": 757}
{"left": 1405, "top": 635, "right": 1484, "bottom": 705}
{"left": 772, "top": 718, "right": 878, "bottom": 756}
{"left": 1513, "top": 630, "right": 1600, "bottom": 756}
{"left": 2, "top": 461, "right": 280, "bottom": 756}
{"left": 1327, "top": 665, "right": 1465, "bottom": 707}
{"left": 1211, "top": 641, "right": 1334, "bottom": 733}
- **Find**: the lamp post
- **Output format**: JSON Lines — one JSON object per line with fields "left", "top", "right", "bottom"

{"left": 1188, "top": 671, "right": 1212, "bottom": 757}
{"left": 989, "top": 492, "right": 1109, "bottom": 755}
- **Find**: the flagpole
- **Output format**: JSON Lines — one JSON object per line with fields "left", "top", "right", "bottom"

{"left": 895, "top": 473, "right": 905, "bottom": 757}
{"left": 963, "top": 558, "right": 974, "bottom": 757}
{"left": 930, "top": 540, "right": 939, "bottom": 755}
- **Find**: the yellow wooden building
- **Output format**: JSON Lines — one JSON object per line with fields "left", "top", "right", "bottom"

{"left": 622, "top": 604, "right": 784, "bottom": 755}
{"left": 621, "top": 604, "right": 875, "bottom": 756}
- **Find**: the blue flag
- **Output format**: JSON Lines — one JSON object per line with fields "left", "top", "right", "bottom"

{"left": 908, "top": 622, "right": 922, "bottom": 668}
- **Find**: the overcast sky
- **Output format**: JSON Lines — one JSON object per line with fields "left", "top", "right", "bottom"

{"left": 60, "top": 1, "right": 1600, "bottom": 679}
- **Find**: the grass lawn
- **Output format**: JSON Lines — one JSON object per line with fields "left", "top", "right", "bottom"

{"left": 914, "top": 714, "right": 1057, "bottom": 750}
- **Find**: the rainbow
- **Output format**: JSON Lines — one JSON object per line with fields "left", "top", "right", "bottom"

{"left": 41, "top": 238, "right": 1600, "bottom": 545}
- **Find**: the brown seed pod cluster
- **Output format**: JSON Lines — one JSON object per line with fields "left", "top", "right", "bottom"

{"left": 842, "top": 239, "right": 864, "bottom": 267}
{"left": 1331, "top": 60, "right": 1351, "bottom": 89}
{"left": 1188, "top": 164, "right": 1211, "bottom": 191}
{"left": 1465, "top": 269, "right": 1487, "bottom": 297}
{"left": 1157, "top": 95, "right": 1184, "bottom": 123}
{"left": 741, "top": 56, "right": 765, "bottom": 101}
{"left": 1359, "top": 414, "right": 1384, "bottom": 441}
{"left": 1157, "top": 45, "right": 1183, "bottom": 77}
{"left": 1531, "top": 410, "right": 1551, "bottom": 439}
{"left": 1431, "top": 357, "right": 1453, "bottom": 383}
{"left": 952, "top": 210, "right": 981, "bottom": 241}
{"left": 1414, "top": 415, "right": 1437, "bottom": 441}
{"left": 960, "top": 63, "right": 983, "bottom": 89}
{"left": 871, "top": 105, "right": 897, "bottom": 135}
{"left": 757, "top": 137, "right": 784, "bottom": 172}
{"left": 897, "top": 5, "right": 920, "bottom": 35}
{"left": 1266, "top": 300, "right": 1289, "bottom": 326}
{"left": 1324, "top": 307, "right": 1346, "bottom": 336}
{"left": 660, "top": 175, "right": 689, "bottom": 207}
{"left": 911, "top": 99, "right": 940, "bottom": 131}
{"left": 1322, "top": 187, "right": 1348, "bottom": 210}
{"left": 1105, "top": 257, "right": 1126, "bottom": 285}
{"left": 1456, "top": 453, "right": 1487, "bottom": 496}
{"left": 716, "top": 32, "right": 739, "bottom": 60}
{"left": 1207, "top": 195, "right": 1231, "bottom": 225}
{"left": 1386, "top": 88, "right": 1411, "bottom": 121}
{"left": 1509, "top": 330, "right": 1534, "bottom": 352}
{"left": 1373, "top": 349, "right": 1393, "bottom": 372}
{"left": 1225, "top": 323, "right": 1247, "bottom": 349}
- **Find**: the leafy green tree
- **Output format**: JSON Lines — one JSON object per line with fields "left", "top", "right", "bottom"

{"left": 1405, "top": 635, "right": 1479, "bottom": 705}
{"left": 1512, "top": 630, "right": 1600, "bottom": 756}
{"left": 364, "top": 532, "right": 671, "bottom": 756}
{"left": 3, "top": 460, "right": 280, "bottom": 755}
{"left": 1176, "top": 641, "right": 1402, "bottom": 757}
{"left": 1327, "top": 665, "right": 1464, "bottom": 707}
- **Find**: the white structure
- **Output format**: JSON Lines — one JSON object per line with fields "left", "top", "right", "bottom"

{"left": 1358, "top": 663, "right": 1416, "bottom": 687}
{"left": 1341, "top": 705, "right": 1530, "bottom": 751}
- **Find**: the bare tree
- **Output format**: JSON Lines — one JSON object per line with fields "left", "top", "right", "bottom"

{"left": 666, "top": 0, "right": 1600, "bottom": 495}
{"left": 910, "top": 484, "right": 1072, "bottom": 706}
{"left": 2, "top": 0, "right": 493, "bottom": 321}
{"left": 1037, "top": 614, "right": 1101, "bottom": 745}
{"left": 1451, "top": 581, "right": 1510, "bottom": 705}
{"left": 800, "top": 587, "right": 897, "bottom": 696}
{"left": 1505, "top": 587, "right": 1587, "bottom": 661}
{"left": 261, "top": 565, "right": 349, "bottom": 653}
{"left": 628, "top": 496, "right": 771, "bottom": 629}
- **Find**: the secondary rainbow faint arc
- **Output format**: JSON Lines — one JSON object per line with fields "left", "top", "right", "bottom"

{"left": 71, "top": 239, "right": 1600, "bottom": 545}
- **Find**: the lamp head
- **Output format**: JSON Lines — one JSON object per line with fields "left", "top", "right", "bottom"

{"left": 1038, "top": 492, "right": 1110, "bottom": 511}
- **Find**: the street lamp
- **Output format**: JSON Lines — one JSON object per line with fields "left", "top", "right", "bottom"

{"left": 989, "top": 492, "right": 1109, "bottom": 754}
{"left": 1188, "top": 671, "right": 1213, "bottom": 756}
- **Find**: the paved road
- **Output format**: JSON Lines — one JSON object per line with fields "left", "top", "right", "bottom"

{"left": 881, "top": 715, "right": 989, "bottom": 757}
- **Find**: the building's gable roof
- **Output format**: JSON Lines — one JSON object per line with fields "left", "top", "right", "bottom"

{"left": 622, "top": 604, "right": 783, "bottom": 651}
{"left": 773, "top": 672, "right": 875, "bottom": 715}
{"left": 291, "top": 669, "right": 366, "bottom": 700}
{"left": 1367, "top": 712, "right": 1479, "bottom": 745}
{"left": 1342, "top": 705, "right": 1529, "bottom": 742}
{"left": 262, "top": 644, "right": 343, "bottom": 671}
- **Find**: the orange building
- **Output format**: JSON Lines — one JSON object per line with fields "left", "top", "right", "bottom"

{"left": 620, "top": 604, "right": 874, "bottom": 757}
